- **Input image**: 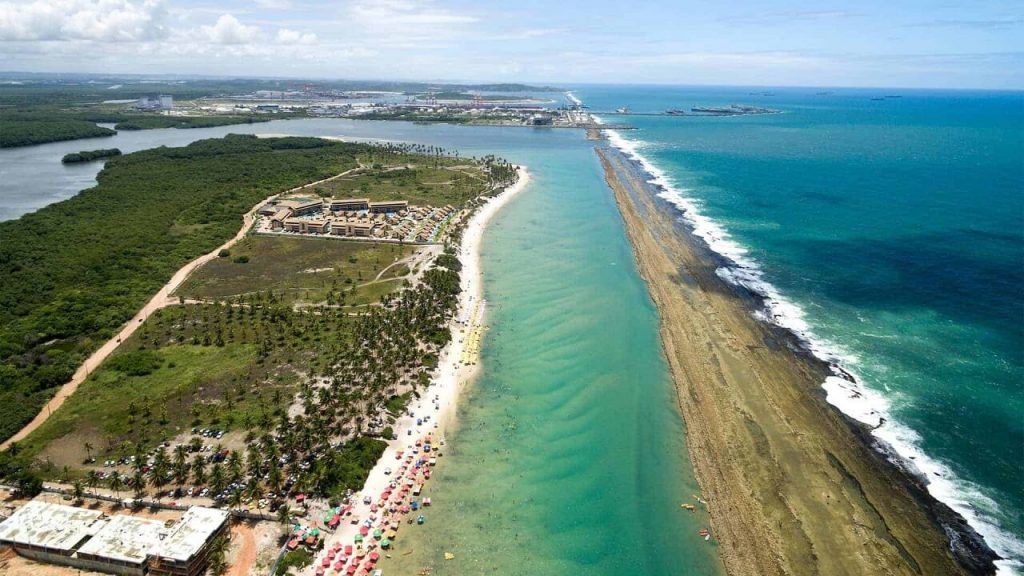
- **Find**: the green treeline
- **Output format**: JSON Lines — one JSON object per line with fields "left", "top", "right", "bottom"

{"left": 113, "top": 115, "right": 274, "bottom": 131}
{"left": 0, "top": 135, "right": 367, "bottom": 442}
{"left": 0, "top": 119, "right": 116, "bottom": 148}
{"left": 62, "top": 148, "right": 122, "bottom": 163}
{"left": 0, "top": 109, "right": 295, "bottom": 148}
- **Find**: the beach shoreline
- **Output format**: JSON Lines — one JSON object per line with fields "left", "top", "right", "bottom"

{"left": 595, "top": 143, "right": 997, "bottom": 576}
{"left": 307, "top": 166, "right": 530, "bottom": 569}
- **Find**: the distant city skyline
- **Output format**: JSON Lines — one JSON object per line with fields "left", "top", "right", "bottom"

{"left": 0, "top": 0, "right": 1021, "bottom": 89}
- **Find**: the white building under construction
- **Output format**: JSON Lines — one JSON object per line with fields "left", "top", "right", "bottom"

{"left": 0, "top": 500, "right": 229, "bottom": 576}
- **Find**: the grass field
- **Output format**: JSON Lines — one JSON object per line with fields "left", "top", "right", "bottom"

{"left": 314, "top": 156, "right": 491, "bottom": 207}
{"left": 20, "top": 297, "right": 356, "bottom": 469}
{"left": 176, "top": 236, "right": 420, "bottom": 307}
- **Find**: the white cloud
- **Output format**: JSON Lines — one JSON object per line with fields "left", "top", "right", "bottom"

{"left": 0, "top": 0, "right": 168, "bottom": 42}
{"left": 254, "top": 0, "right": 292, "bottom": 8}
{"left": 345, "top": 0, "right": 477, "bottom": 42}
{"left": 276, "top": 28, "right": 316, "bottom": 44}
{"left": 200, "top": 13, "right": 260, "bottom": 44}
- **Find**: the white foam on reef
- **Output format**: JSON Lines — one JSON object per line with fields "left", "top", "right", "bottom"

{"left": 598, "top": 118, "right": 1024, "bottom": 574}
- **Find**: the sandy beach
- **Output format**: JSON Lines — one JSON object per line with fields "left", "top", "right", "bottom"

{"left": 596, "top": 145, "right": 994, "bottom": 576}
{"left": 305, "top": 166, "right": 530, "bottom": 571}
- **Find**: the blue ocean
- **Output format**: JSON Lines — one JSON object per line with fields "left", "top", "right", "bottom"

{"left": 579, "top": 85, "right": 1024, "bottom": 572}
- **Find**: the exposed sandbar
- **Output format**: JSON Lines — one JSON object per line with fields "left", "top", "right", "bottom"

{"left": 596, "top": 145, "right": 995, "bottom": 576}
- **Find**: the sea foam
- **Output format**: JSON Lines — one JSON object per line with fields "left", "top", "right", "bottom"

{"left": 598, "top": 122, "right": 1024, "bottom": 575}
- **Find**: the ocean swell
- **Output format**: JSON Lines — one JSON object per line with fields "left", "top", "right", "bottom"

{"left": 598, "top": 123, "right": 1023, "bottom": 575}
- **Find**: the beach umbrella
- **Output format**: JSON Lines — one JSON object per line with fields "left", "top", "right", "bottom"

{"left": 354, "top": 534, "right": 363, "bottom": 544}
{"left": 359, "top": 526, "right": 369, "bottom": 536}
{"left": 373, "top": 528, "right": 383, "bottom": 539}
{"left": 380, "top": 538, "right": 391, "bottom": 549}
{"left": 369, "top": 551, "right": 380, "bottom": 561}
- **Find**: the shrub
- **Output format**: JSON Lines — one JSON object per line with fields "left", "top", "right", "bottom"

{"left": 106, "top": 350, "right": 162, "bottom": 376}
{"left": 218, "top": 249, "right": 231, "bottom": 258}
{"left": 233, "top": 255, "right": 250, "bottom": 264}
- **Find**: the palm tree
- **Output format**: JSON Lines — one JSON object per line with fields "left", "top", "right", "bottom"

{"left": 227, "top": 488, "right": 243, "bottom": 512}
{"left": 109, "top": 472, "right": 124, "bottom": 498}
{"left": 192, "top": 454, "right": 207, "bottom": 485}
{"left": 210, "top": 462, "right": 226, "bottom": 493}
{"left": 72, "top": 480, "right": 85, "bottom": 503}
{"left": 276, "top": 503, "right": 291, "bottom": 530}
{"left": 206, "top": 535, "right": 229, "bottom": 576}
{"left": 83, "top": 442, "right": 94, "bottom": 463}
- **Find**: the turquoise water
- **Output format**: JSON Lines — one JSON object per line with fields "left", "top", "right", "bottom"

{"left": 579, "top": 85, "right": 1024, "bottom": 571}
{"left": 383, "top": 133, "right": 722, "bottom": 574}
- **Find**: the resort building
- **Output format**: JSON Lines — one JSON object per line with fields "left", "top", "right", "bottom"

{"left": 368, "top": 200, "right": 408, "bottom": 214}
{"left": 291, "top": 199, "right": 326, "bottom": 217}
{"left": 330, "top": 219, "right": 376, "bottom": 237}
{"left": 0, "top": 501, "right": 229, "bottom": 576}
{"left": 283, "top": 218, "right": 305, "bottom": 233}
{"left": 257, "top": 204, "right": 280, "bottom": 217}
{"left": 329, "top": 198, "right": 370, "bottom": 212}
{"left": 269, "top": 207, "right": 293, "bottom": 230}
{"left": 305, "top": 219, "right": 330, "bottom": 234}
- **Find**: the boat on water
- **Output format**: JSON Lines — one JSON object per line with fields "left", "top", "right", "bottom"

{"left": 665, "top": 108, "right": 687, "bottom": 115}
{"left": 615, "top": 106, "right": 630, "bottom": 114}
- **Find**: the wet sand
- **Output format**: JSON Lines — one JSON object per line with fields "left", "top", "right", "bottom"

{"left": 596, "top": 144, "right": 992, "bottom": 576}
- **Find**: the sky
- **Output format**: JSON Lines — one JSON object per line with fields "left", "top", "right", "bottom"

{"left": 0, "top": 0, "right": 1021, "bottom": 89}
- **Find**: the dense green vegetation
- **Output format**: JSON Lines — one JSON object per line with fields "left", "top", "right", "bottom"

{"left": 0, "top": 107, "right": 294, "bottom": 148}
{"left": 276, "top": 549, "right": 313, "bottom": 575}
{"left": 62, "top": 148, "right": 122, "bottom": 163}
{"left": 0, "top": 135, "right": 366, "bottom": 442}
{"left": 114, "top": 115, "right": 274, "bottom": 130}
{"left": 313, "top": 437, "right": 388, "bottom": 498}
{"left": 0, "top": 119, "right": 115, "bottom": 147}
